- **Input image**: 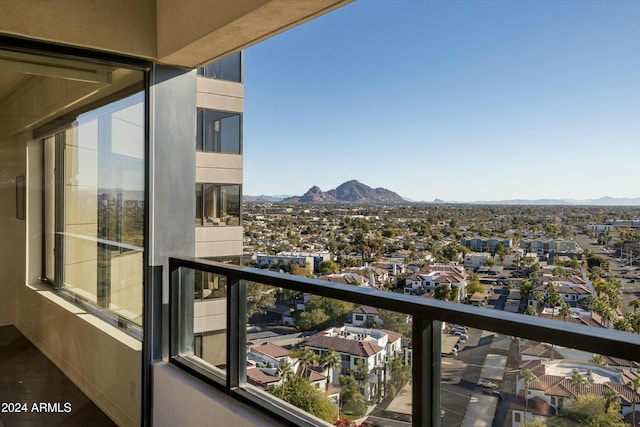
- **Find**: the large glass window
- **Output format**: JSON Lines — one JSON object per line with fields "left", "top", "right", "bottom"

{"left": 196, "top": 183, "right": 241, "bottom": 227}
{"left": 196, "top": 108, "right": 241, "bottom": 154}
{"left": 44, "top": 92, "right": 145, "bottom": 327}
{"left": 197, "top": 52, "right": 241, "bottom": 82}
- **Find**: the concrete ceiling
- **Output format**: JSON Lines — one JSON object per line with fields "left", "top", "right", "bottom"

{"left": 0, "top": 0, "right": 353, "bottom": 68}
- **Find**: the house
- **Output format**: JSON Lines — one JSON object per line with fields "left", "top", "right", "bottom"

{"left": 516, "top": 359, "right": 640, "bottom": 419}
{"left": 464, "top": 253, "right": 491, "bottom": 269}
{"left": 303, "top": 326, "right": 402, "bottom": 401}
{"left": 350, "top": 306, "right": 382, "bottom": 327}
{"left": 404, "top": 265, "right": 467, "bottom": 301}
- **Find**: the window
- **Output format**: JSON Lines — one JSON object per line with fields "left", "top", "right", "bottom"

{"left": 196, "top": 108, "right": 241, "bottom": 154}
{"left": 355, "top": 314, "right": 364, "bottom": 321}
{"left": 197, "top": 52, "right": 241, "bottom": 82}
{"left": 195, "top": 184, "right": 241, "bottom": 226}
{"left": 514, "top": 412, "right": 522, "bottom": 423}
{"left": 43, "top": 92, "right": 145, "bottom": 328}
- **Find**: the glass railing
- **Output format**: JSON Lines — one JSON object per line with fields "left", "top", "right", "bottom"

{"left": 169, "top": 257, "right": 640, "bottom": 427}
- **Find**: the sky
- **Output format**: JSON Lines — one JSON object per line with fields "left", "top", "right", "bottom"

{"left": 243, "top": 0, "right": 640, "bottom": 203}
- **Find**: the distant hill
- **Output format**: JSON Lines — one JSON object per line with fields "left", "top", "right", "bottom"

{"left": 243, "top": 194, "right": 290, "bottom": 203}
{"left": 432, "top": 196, "right": 640, "bottom": 206}
{"left": 282, "top": 180, "right": 406, "bottom": 204}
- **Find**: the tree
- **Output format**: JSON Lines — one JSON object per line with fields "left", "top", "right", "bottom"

{"left": 558, "top": 302, "right": 572, "bottom": 322}
{"left": 569, "top": 369, "right": 588, "bottom": 389}
{"left": 434, "top": 284, "right": 452, "bottom": 301}
{"left": 518, "top": 369, "right": 538, "bottom": 422}
{"left": 295, "top": 348, "right": 319, "bottom": 379}
{"left": 629, "top": 299, "right": 640, "bottom": 314}
{"left": 269, "top": 375, "right": 338, "bottom": 423}
{"left": 520, "top": 280, "right": 532, "bottom": 300}
{"left": 339, "top": 375, "right": 367, "bottom": 417}
{"left": 559, "top": 394, "right": 624, "bottom": 426}
{"left": 318, "top": 260, "right": 340, "bottom": 275}
{"left": 296, "top": 308, "right": 329, "bottom": 331}
{"left": 277, "top": 360, "right": 294, "bottom": 387}
{"left": 246, "top": 282, "right": 276, "bottom": 319}
{"left": 320, "top": 350, "right": 342, "bottom": 390}
{"left": 525, "top": 305, "right": 538, "bottom": 316}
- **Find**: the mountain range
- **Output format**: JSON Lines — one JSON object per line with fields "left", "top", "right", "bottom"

{"left": 281, "top": 180, "right": 406, "bottom": 204}
{"left": 244, "top": 182, "right": 640, "bottom": 206}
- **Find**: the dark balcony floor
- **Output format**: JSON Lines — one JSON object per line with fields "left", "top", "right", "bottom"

{"left": 0, "top": 325, "right": 116, "bottom": 427}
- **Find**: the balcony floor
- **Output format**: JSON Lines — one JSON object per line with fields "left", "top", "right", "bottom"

{"left": 0, "top": 325, "right": 116, "bottom": 427}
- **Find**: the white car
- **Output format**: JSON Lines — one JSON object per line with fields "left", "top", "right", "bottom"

{"left": 451, "top": 331, "right": 468, "bottom": 340}
{"left": 478, "top": 379, "right": 498, "bottom": 389}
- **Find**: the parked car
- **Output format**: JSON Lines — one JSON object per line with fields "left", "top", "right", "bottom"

{"left": 452, "top": 325, "right": 469, "bottom": 332}
{"left": 478, "top": 379, "right": 498, "bottom": 389}
{"left": 451, "top": 331, "right": 468, "bottom": 340}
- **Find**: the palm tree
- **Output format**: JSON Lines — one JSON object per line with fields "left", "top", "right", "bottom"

{"left": 629, "top": 299, "right": 640, "bottom": 314}
{"left": 583, "top": 295, "right": 598, "bottom": 326}
{"left": 296, "top": 348, "right": 319, "bottom": 379}
{"left": 277, "top": 360, "right": 293, "bottom": 388}
{"left": 603, "top": 386, "right": 621, "bottom": 414}
{"left": 627, "top": 377, "right": 640, "bottom": 427}
{"left": 320, "top": 349, "right": 342, "bottom": 390}
{"left": 558, "top": 303, "right": 572, "bottom": 322}
{"left": 569, "top": 369, "right": 588, "bottom": 389}
{"left": 518, "top": 369, "right": 538, "bottom": 423}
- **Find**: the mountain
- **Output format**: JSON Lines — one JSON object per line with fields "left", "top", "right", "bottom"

{"left": 431, "top": 197, "right": 640, "bottom": 206}
{"left": 282, "top": 180, "right": 406, "bottom": 204}
{"left": 243, "top": 194, "right": 290, "bottom": 203}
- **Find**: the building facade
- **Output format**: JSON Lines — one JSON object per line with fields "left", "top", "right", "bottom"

{"left": 0, "top": 2, "right": 352, "bottom": 426}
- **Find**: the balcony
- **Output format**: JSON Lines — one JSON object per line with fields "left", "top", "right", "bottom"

{"left": 167, "top": 257, "right": 640, "bottom": 427}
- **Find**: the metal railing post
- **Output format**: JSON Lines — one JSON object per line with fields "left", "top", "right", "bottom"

{"left": 413, "top": 316, "right": 442, "bottom": 427}
{"left": 227, "top": 275, "right": 246, "bottom": 391}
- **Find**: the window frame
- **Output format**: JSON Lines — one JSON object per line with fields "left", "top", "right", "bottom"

{"left": 195, "top": 183, "right": 242, "bottom": 227}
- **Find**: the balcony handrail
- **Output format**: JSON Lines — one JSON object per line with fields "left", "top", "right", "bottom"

{"left": 170, "top": 256, "right": 640, "bottom": 361}
{"left": 169, "top": 256, "right": 640, "bottom": 427}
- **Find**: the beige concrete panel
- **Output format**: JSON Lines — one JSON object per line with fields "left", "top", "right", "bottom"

{"left": 109, "top": 252, "right": 144, "bottom": 323}
{"left": 64, "top": 232, "right": 98, "bottom": 265}
{"left": 64, "top": 260, "right": 98, "bottom": 301}
{"left": 0, "top": 0, "right": 156, "bottom": 60}
{"left": 152, "top": 363, "right": 286, "bottom": 427}
{"left": 16, "top": 284, "right": 141, "bottom": 427}
{"left": 195, "top": 240, "right": 243, "bottom": 258}
{"left": 197, "top": 78, "right": 244, "bottom": 99}
{"left": 157, "top": 0, "right": 353, "bottom": 67}
{"left": 195, "top": 152, "right": 243, "bottom": 170}
{"left": 195, "top": 167, "right": 243, "bottom": 184}
{"left": 193, "top": 299, "right": 226, "bottom": 334}
{"left": 201, "top": 330, "right": 226, "bottom": 367}
{"left": 196, "top": 92, "right": 243, "bottom": 113}
{"left": 0, "top": 133, "right": 26, "bottom": 325}
{"left": 195, "top": 226, "right": 242, "bottom": 243}
{"left": 64, "top": 185, "right": 98, "bottom": 225}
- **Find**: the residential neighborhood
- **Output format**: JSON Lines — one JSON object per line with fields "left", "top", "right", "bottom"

{"left": 210, "top": 202, "right": 640, "bottom": 426}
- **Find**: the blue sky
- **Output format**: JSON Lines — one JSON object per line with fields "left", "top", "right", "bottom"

{"left": 243, "top": 0, "right": 640, "bottom": 202}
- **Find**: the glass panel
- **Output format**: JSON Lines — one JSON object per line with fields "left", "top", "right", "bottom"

{"left": 197, "top": 52, "right": 241, "bottom": 82}
{"left": 63, "top": 92, "right": 145, "bottom": 325}
{"left": 43, "top": 136, "right": 56, "bottom": 282}
{"left": 195, "top": 184, "right": 203, "bottom": 226}
{"left": 200, "top": 109, "right": 241, "bottom": 154}
{"left": 200, "top": 184, "right": 241, "bottom": 226}
{"left": 179, "top": 267, "right": 228, "bottom": 375}
{"left": 244, "top": 281, "right": 412, "bottom": 426}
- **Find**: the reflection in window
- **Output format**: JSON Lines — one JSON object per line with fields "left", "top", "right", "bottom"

{"left": 195, "top": 183, "right": 241, "bottom": 227}
{"left": 196, "top": 108, "right": 241, "bottom": 154}
{"left": 45, "top": 92, "right": 145, "bottom": 327}
{"left": 196, "top": 52, "right": 241, "bottom": 82}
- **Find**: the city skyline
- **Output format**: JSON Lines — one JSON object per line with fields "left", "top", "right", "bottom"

{"left": 243, "top": 0, "right": 640, "bottom": 203}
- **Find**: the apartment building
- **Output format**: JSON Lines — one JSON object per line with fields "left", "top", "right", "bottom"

{"left": 0, "top": 2, "right": 352, "bottom": 427}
